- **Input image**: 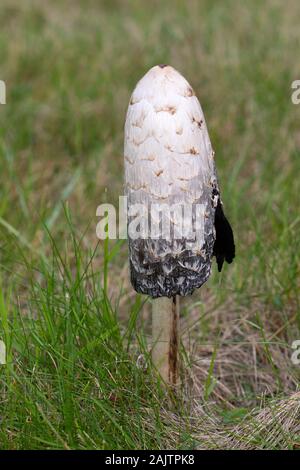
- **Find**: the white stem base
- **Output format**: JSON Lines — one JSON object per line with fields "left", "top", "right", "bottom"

{"left": 152, "top": 296, "right": 179, "bottom": 385}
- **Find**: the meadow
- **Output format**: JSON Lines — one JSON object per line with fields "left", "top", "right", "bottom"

{"left": 0, "top": 0, "right": 300, "bottom": 449}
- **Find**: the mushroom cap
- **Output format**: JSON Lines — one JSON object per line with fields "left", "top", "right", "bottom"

{"left": 124, "top": 65, "right": 219, "bottom": 297}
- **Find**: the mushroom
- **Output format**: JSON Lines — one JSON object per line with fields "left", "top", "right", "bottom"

{"left": 124, "top": 65, "right": 235, "bottom": 385}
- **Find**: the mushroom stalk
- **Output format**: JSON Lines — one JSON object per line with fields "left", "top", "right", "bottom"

{"left": 152, "top": 295, "right": 179, "bottom": 385}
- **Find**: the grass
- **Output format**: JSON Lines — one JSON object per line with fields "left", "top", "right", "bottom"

{"left": 0, "top": 0, "right": 300, "bottom": 449}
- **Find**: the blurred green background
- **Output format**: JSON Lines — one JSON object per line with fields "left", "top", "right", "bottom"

{"left": 0, "top": 0, "right": 299, "bottom": 450}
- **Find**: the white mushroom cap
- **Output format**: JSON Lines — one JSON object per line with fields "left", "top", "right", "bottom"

{"left": 124, "top": 65, "right": 219, "bottom": 298}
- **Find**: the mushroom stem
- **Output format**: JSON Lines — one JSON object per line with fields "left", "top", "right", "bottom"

{"left": 152, "top": 295, "right": 179, "bottom": 385}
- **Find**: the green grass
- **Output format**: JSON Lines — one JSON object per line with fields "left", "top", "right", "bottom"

{"left": 0, "top": 0, "right": 300, "bottom": 449}
{"left": 0, "top": 229, "right": 165, "bottom": 449}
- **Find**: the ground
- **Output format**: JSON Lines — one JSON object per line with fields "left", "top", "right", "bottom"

{"left": 0, "top": 0, "right": 299, "bottom": 449}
